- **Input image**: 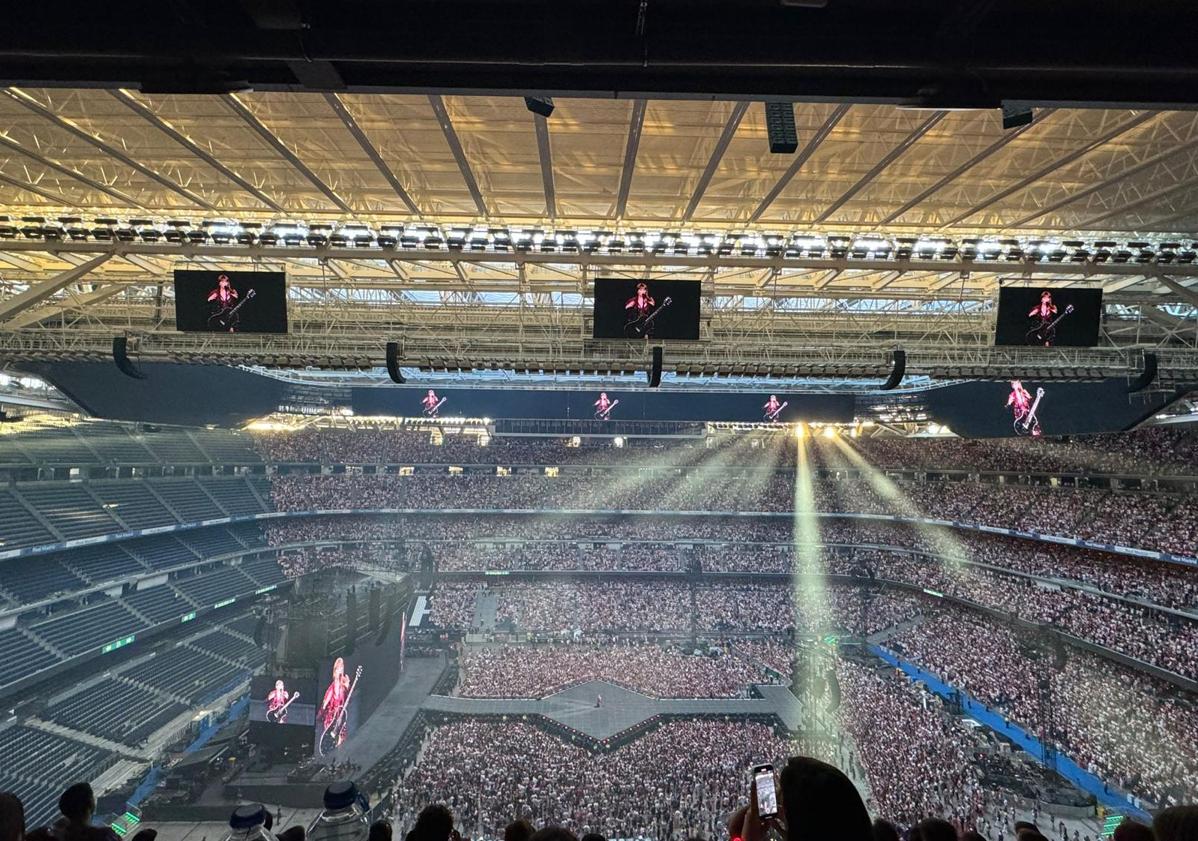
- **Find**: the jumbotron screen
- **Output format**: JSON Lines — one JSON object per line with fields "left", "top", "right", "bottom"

{"left": 314, "top": 625, "right": 404, "bottom": 758}
{"left": 994, "top": 287, "right": 1102, "bottom": 347}
{"left": 247, "top": 675, "right": 316, "bottom": 750}
{"left": 174, "top": 270, "right": 288, "bottom": 334}
{"left": 592, "top": 278, "right": 701, "bottom": 340}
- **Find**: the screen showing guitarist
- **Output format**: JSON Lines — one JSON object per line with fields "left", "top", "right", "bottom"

{"left": 207, "top": 274, "right": 240, "bottom": 333}
{"left": 319, "top": 657, "right": 353, "bottom": 751}
{"left": 625, "top": 283, "right": 655, "bottom": 321}
{"left": 594, "top": 392, "right": 618, "bottom": 420}
{"left": 265, "top": 679, "right": 292, "bottom": 724}
{"left": 763, "top": 394, "right": 788, "bottom": 423}
{"left": 1006, "top": 379, "right": 1044, "bottom": 437}
{"left": 1028, "top": 290, "right": 1056, "bottom": 346}
{"left": 624, "top": 283, "right": 674, "bottom": 338}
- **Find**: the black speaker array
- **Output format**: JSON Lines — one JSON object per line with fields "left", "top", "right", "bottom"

{"left": 385, "top": 341, "right": 406, "bottom": 383}
{"left": 112, "top": 337, "right": 147, "bottom": 379}
{"left": 765, "top": 102, "right": 798, "bottom": 153}
{"left": 1126, "top": 352, "right": 1158, "bottom": 393}
{"left": 880, "top": 349, "right": 906, "bottom": 390}
{"left": 647, "top": 346, "right": 663, "bottom": 388}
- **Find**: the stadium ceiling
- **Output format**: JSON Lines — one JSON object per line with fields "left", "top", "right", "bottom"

{"left": 0, "top": 83, "right": 1197, "bottom": 379}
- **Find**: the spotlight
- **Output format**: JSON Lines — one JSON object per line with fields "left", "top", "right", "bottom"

{"left": 1001, "top": 103, "right": 1034, "bottom": 130}
{"left": 524, "top": 96, "right": 555, "bottom": 118}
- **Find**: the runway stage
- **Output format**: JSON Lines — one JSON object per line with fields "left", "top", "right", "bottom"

{"left": 423, "top": 680, "right": 804, "bottom": 741}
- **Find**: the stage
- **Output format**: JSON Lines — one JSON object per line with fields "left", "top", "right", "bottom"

{"left": 423, "top": 680, "right": 804, "bottom": 741}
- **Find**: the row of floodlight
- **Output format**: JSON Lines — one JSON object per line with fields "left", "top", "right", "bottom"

{"left": 1, "top": 214, "right": 1196, "bottom": 265}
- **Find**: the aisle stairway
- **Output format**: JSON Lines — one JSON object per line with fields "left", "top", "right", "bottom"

{"left": 473, "top": 590, "right": 498, "bottom": 633}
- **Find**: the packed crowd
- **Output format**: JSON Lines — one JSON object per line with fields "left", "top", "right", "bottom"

{"left": 833, "top": 657, "right": 988, "bottom": 829}
{"left": 261, "top": 514, "right": 1198, "bottom": 610}
{"left": 888, "top": 608, "right": 1198, "bottom": 807}
{"left": 455, "top": 641, "right": 771, "bottom": 698}
{"left": 428, "top": 581, "right": 923, "bottom": 636}
{"left": 266, "top": 471, "right": 1198, "bottom": 558}
{"left": 854, "top": 426, "right": 1198, "bottom": 477}
{"left": 394, "top": 719, "right": 809, "bottom": 840}
{"left": 252, "top": 425, "right": 1198, "bottom": 478}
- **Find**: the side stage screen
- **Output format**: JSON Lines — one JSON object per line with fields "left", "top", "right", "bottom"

{"left": 248, "top": 675, "right": 315, "bottom": 750}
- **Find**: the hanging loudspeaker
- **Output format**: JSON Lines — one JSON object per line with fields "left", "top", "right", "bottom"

{"left": 1126, "top": 352, "right": 1158, "bottom": 393}
{"left": 647, "top": 346, "right": 663, "bottom": 388}
{"left": 880, "top": 349, "right": 906, "bottom": 390}
{"left": 385, "top": 341, "right": 406, "bottom": 383}
{"left": 112, "top": 337, "right": 147, "bottom": 380}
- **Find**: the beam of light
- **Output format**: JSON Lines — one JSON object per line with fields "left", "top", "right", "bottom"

{"left": 823, "top": 433, "right": 974, "bottom": 578}
{"left": 792, "top": 433, "right": 840, "bottom": 744}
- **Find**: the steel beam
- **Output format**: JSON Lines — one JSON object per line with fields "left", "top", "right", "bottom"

{"left": 0, "top": 169, "right": 77, "bottom": 206}
{"left": 749, "top": 104, "right": 850, "bottom": 223}
{"left": 1160, "top": 276, "right": 1198, "bottom": 307}
{"left": 428, "top": 94, "right": 487, "bottom": 218}
{"left": 4, "top": 88, "right": 217, "bottom": 211}
{"left": 323, "top": 93, "right": 420, "bottom": 215}
{"left": 940, "top": 111, "right": 1157, "bottom": 228}
{"left": 878, "top": 112, "right": 1047, "bottom": 225}
{"left": 814, "top": 112, "right": 946, "bottom": 224}
{"left": 113, "top": 89, "right": 284, "bottom": 213}
{"left": 223, "top": 93, "right": 354, "bottom": 213}
{"left": 3, "top": 280, "right": 127, "bottom": 329}
{"left": 0, "top": 133, "right": 143, "bottom": 208}
{"left": 614, "top": 100, "right": 646, "bottom": 219}
{"left": 0, "top": 253, "right": 111, "bottom": 322}
{"left": 533, "top": 113, "right": 556, "bottom": 219}
{"left": 683, "top": 102, "right": 749, "bottom": 222}
{"left": 1007, "top": 129, "right": 1198, "bottom": 228}
{"left": 1078, "top": 171, "right": 1198, "bottom": 229}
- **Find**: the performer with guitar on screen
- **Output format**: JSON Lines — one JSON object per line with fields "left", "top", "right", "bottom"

{"left": 1025, "top": 290, "right": 1074, "bottom": 347}
{"left": 265, "top": 679, "right": 299, "bottom": 724}
{"left": 206, "top": 273, "right": 256, "bottom": 332}
{"left": 421, "top": 389, "right": 447, "bottom": 418}
{"left": 623, "top": 283, "right": 673, "bottom": 338}
{"left": 1006, "top": 379, "right": 1045, "bottom": 437}
{"left": 763, "top": 394, "right": 788, "bottom": 423}
{"left": 317, "top": 657, "right": 362, "bottom": 755}
{"left": 594, "top": 392, "right": 619, "bottom": 420}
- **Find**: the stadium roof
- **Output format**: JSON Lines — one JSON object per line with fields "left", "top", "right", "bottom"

{"left": 1, "top": 42, "right": 1197, "bottom": 381}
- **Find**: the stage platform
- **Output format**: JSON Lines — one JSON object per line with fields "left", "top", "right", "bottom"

{"left": 423, "top": 680, "right": 803, "bottom": 740}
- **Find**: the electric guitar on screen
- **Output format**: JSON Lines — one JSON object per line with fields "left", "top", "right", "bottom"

{"left": 764, "top": 401, "right": 789, "bottom": 422}
{"left": 266, "top": 692, "right": 300, "bottom": 724}
{"left": 1025, "top": 304, "right": 1074, "bottom": 346}
{"left": 318, "top": 665, "right": 362, "bottom": 756}
{"left": 624, "top": 296, "right": 673, "bottom": 338}
{"left": 1014, "top": 387, "right": 1045, "bottom": 437}
{"left": 423, "top": 397, "right": 448, "bottom": 417}
{"left": 208, "top": 288, "right": 257, "bottom": 331}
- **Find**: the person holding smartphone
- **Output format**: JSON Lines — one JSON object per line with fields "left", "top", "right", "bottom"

{"left": 734, "top": 757, "right": 871, "bottom": 841}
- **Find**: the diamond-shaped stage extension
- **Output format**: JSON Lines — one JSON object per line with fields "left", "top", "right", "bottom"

{"left": 423, "top": 680, "right": 804, "bottom": 743}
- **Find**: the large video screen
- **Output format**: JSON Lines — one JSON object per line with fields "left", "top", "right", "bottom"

{"left": 174, "top": 270, "right": 288, "bottom": 334}
{"left": 593, "top": 279, "right": 701, "bottom": 340}
{"left": 994, "top": 287, "right": 1102, "bottom": 347}
{"left": 248, "top": 675, "right": 316, "bottom": 751}
{"left": 314, "top": 618, "right": 403, "bottom": 759}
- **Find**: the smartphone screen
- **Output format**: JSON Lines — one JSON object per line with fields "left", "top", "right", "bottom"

{"left": 752, "top": 764, "right": 778, "bottom": 819}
